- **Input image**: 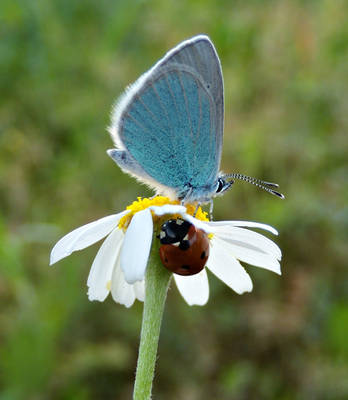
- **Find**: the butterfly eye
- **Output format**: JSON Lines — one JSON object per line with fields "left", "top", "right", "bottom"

{"left": 216, "top": 178, "right": 225, "bottom": 193}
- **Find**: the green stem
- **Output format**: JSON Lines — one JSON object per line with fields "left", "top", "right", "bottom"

{"left": 133, "top": 236, "right": 171, "bottom": 400}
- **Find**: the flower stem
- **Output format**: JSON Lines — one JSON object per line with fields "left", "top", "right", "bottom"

{"left": 133, "top": 236, "right": 171, "bottom": 400}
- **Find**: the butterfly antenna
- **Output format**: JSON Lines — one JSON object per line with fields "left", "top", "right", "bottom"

{"left": 225, "top": 173, "right": 285, "bottom": 199}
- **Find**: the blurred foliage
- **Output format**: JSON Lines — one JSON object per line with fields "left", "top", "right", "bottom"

{"left": 0, "top": 0, "right": 347, "bottom": 399}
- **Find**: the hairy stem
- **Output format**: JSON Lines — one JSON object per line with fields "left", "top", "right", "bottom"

{"left": 133, "top": 237, "right": 171, "bottom": 400}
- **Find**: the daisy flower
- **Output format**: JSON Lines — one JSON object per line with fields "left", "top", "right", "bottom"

{"left": 50, "top": 197, "right": 281, "bottom": 307}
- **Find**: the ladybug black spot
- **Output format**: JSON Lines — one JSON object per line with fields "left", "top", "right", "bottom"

{"left": 164, "top": 258, "right": 168, "bottom": 263}
{"left": 181, "top": 265, "right": 190, "bottom": 270}
{"left": 200, "top": 251, "right": 206, "bottom": 259}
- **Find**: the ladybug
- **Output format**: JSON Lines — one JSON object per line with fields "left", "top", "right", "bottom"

{"left": 158, "top": 218, "right": 210, "bottom": 276}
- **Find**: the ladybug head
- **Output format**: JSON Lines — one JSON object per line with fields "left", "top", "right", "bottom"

{"left": 159, "top": 218, "right": 191, "bottom": 245}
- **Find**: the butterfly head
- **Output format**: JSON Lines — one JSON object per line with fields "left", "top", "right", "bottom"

{"left": 214, "top": 177, "right": 233, "bottom": 196}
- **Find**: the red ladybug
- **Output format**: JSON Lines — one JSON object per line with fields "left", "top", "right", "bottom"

{"left": 158, "top": 218, "right": 210, "bottom": 276}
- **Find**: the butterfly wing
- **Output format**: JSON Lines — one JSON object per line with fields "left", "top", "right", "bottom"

{"left": 108, "top": 35, "right": 224, "bottom": 200}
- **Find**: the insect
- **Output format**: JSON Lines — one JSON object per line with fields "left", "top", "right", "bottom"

{"left": 158, "top": 218, "right": 210, "bottom": 276}
{"left": 107, "top": 35, "right": 284, "bottom": 211}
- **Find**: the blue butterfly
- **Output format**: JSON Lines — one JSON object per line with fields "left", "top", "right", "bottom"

{"left": 107, "top": 35, "right": 283, "bottom": 209}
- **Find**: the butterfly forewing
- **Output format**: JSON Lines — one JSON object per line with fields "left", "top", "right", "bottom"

{"left": 109, "top": 35, "right": 224, "bottom": 200}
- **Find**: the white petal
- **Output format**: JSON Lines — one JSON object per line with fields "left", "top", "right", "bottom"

{"left": 120, "top": 208, "right": 153, "bottom": 284}
{"left": 86, "top": 228, "right": 123, "bottom": 288}
{"left": 213, "top": 226, "right": 281, "bottom": 260}
{"left": 87, "top": 228, "right": 123, "bottom": 302}
{"left": 110, "top": 258, "right": 136, "bottom": 308}
{"left": 207, "top": 237, "right": 253, "bottom": 294}
{"left": 150, "top": 204, "right": 186, "bottom": 216}
{"left": 174, "top": 269, "right": 209, "bottom": 306}
{"left": 215, "top": 236, "right": 281, "bottom": 275}
{"left": 50, "top": 211, "right": 129, "bottom": 265}
{"left": 133, "top": 280, "right": 145, "bottom": 302}
{"left": 206, "top": 220, "right": 278, "bottom": 235}
{"left": 181, "top": 214, "right": 213, "bottom": 233}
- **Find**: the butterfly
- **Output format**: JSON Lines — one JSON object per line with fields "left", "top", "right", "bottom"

{"left": 107, "top": 35, "right": 283, "bottom": 210}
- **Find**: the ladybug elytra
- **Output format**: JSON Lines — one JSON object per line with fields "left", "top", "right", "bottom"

{"left": 158, "top": 218, "right": 210, "bottom": 276}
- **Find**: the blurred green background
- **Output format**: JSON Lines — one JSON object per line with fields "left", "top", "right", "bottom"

{"left": 1, "top": 0, "right": 347, "bottom": 399}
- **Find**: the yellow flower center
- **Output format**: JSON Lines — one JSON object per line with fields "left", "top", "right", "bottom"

{"left": 118, "top": 196, "right": 209, "bottom": 231}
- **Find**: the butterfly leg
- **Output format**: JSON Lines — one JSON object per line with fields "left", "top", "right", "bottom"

{"left": 209, "top": 200, "right": 214, "bottom": 221}
{"left": 180, "top": 185, "right": 193, "bottom": 206}
{"left": 193, "top": 203, "right": 201, "bottom": 217}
